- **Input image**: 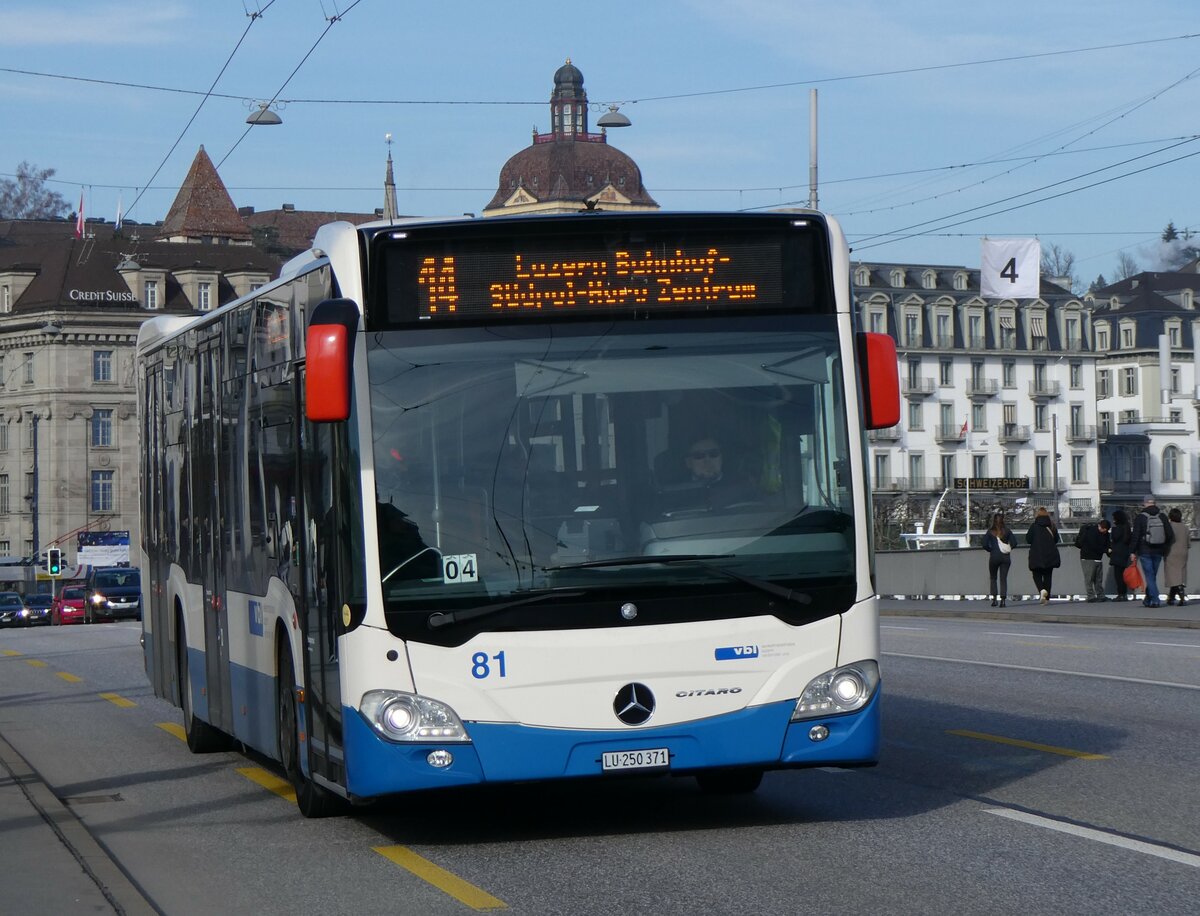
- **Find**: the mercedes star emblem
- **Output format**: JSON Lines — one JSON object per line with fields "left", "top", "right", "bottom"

{"left": 613, "top": 682, "right": 655, "bottom": 725}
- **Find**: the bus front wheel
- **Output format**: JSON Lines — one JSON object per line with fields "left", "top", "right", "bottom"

{"left": 277, "top": 645, "right": 345, "bottom": 818}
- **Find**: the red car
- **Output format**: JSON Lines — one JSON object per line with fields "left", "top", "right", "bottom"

{"left": 52, "top": 585, "right": 87, "bottom": 625}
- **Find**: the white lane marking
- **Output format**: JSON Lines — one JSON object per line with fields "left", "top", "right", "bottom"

{"left": 986, "top": 632, "right": 1062, "bottom": 639}
{"left": 884, "top": 651, "right": 1200, "bottom": 691}
{"left": 1137, "top": 641, "right": 1200, "bottom": 649}
{"left": 986, "top": 808, "right": 1200, "bottom": 869}
{"left": 881, "top": 625, "right": 928, "bottom": 631}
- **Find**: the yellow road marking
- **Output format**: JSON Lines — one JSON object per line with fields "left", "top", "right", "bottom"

{"left": 374, "top": 845, "right": 508, "bottom": 911}
{"left": 156, "top": 722, "right": 186, "bottom": 741}
{"left": 56, "top": 672, "right": 83, "bottom": 683}
{"left": 99, "top": 692, "right": 136, "bottom": 708}
{"left": 948, "top": 729, "right": 1108, "bottom": 759}
{"left": 2, "top": 649, "right": 20, "bottom": 657}
{"left": 26, "top": 659, "right": 48, "bottom": 668}
{"left": 236, "top": 766, "right": 297, "bottom": 803}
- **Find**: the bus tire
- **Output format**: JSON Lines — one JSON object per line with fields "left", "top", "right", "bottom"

{"left": 177, "top": 621, "right": 230, "bottom": 754}
{"left": 695, "top": 767, "right": 764, "bottom": 795}
{"left": 277, "top": 644, "right": 345, "bottom": 818}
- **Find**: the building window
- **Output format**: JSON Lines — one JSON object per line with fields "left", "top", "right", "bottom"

{"left": 922, "top": 271, "right": 936, "bottom": 290}
{"left": 198, "top": 281, "right": 212, "bottom": 311}
{"left": 940, "top": 454, "right": 955, "bottom": 487}
{"left": 1170, "top": 367, "right": 1181, "bottom": 394}
{"left": 1072, "top": 454, "right": 1087, "bottom": 483}
{"left": 935, "top": 313, "right": 952, "bottom": 347}
{"left": 909, "top": 453, "right": 924, "bottom": 485}
{"left": 23, "top": 353, "right": 33, "bottom": 384}
{"left": 869, "top": 310, "right": 885, "bottom": 332}
{"left": 1121, "top": 327, "right": 1134, "bottom": 348}
{"left": 1163, "top": 446, "right": 1180, "bottom": 481}
{"left": 904, "top": 313, "right": 920, "bottom": 346}
{"left": 1065, "top": 317, "right": 1080, "bottom": 349}
{"left": 1004, "top": 455, "right": 1019, "bottom": 478}
{"left": 874, "top": 453, "right": 889, "bottom": 487}
{"left": 1099, "top": 412, "right": 1112, "bottom": 435}
{"left": 1069, "top": 361, "right": 1082, "bottom": 388}
{"left": 1096, "top": 328, "right": 1109, "bottom": 350}
{"left": 1098, "top": 370, "right": 1111, "bottom": 398}
{"left": 93, "top": 351, "right": 113, "bottom": 383}
{"left": 968, "top": 314, "right": 984, "bottom": 349}
{"left": 91, "top": 409, "right": 114, "bottom": 448}
{"left": 23, "top": 412, "right": 35, "bottom": 449}
{"left": 1121, "top": 367, "right": 1137, "bottom": 396}
{"left": 972, "top": 455, "right": 987, "bottom": 478}
{"left": 1, "top": 285, "right": 10, "bottom": 312}
{"left": 855, "top": 267, "right": 870, "bottom": 286}
{"left": 891, "top": 269, "right": 905, "bottom": 288}
{"left": 1119, "top": 409, "right": 1136, "bottom": 425}
{"left": 0, "top": 474, "right": 7, "bottom": 514}
{"left": 91, "top": 470, "right": 115, "bottom": 512}
{"left": 0, "top": 420, "right": 6, "bottom": 452}
{"left": 907, "top": 401, "right": 923, "bottom": 431}
{"left": 1170, "top": 408, "right": 1182, "bottom": 423}
{"left": 0, "top": 353, "right": 5, "bottom": 385}
{"left": 1002, "top": 360, "right": 1016, "bottom": 388}
{"left": 144, "top": 279, "right": 159, "bottom": 310}
{"left": 954, "top": 272, "right": 968, "bottom": 291}
{"left": 1169, "top": 326, "right": 1180, "bottom": 347}
{"left": 971, "top": 403, "right": 985, "bottom": 431}
{"left": 1034, "top": 404, "right": 1047, "bottom": 431}
{"left": 1035, "top": 454, "right": 1050, "bottom": 488}
{"left": 939, "top": 358, "right": 953, "bottom": 386}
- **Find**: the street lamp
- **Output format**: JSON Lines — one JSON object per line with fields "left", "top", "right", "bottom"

{"left": 247, "top": 101, "right": 283, "bottom": 126}
{"left": 596, "top": 104, "right": 631, "bottom": 128}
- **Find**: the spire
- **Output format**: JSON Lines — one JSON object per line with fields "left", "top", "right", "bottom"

{"left": 157, "top": 146, "right": 251, "bottom": 243}
{"left": 383, "top": 133, "right": 398, "bottom": 221}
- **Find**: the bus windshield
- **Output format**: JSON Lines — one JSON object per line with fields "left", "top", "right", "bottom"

{"left": 368, "top": 313, "right": 855, "bottom": 637}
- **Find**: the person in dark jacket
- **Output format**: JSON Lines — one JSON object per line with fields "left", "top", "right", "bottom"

{"left": 981, "top": 511, "right": 1019, "bottom": 607}
{"left": 1075, "top": 519, "right": 1110, "bottom": 602}
{"left": 1109, "top": 509, "right": 1134, "bottom": 600}
{"left": 1026, "top": 507, "right": 1061, "bottom": 604}
{"left": 1130, "top": 494, "right": 1175, "bottom": 608}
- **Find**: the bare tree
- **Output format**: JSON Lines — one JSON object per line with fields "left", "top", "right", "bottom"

{"left": 1114, "top": 251, "right": 1140, "bottom": 281}
{"left": 0, "top": 161, "right": 70, "bottom": 219}
{"left": 1040, "top": 243, "right": 1078, "bottom": 292}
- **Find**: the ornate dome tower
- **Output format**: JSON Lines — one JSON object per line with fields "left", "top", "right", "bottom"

{"left": 483, "top": 60, "right": 658, "bottom": 216}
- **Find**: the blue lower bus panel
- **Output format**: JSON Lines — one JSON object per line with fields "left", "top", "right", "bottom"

{"left": 343, "top": 692, "right": 879, "bottom": 798}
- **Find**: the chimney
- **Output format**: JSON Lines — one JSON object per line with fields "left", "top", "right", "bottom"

{"left": 282, "top": 203, "right": 295, "bottom": 212}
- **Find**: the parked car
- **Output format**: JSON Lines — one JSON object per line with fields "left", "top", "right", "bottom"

{"left": 52, "top": 585, "right": 87, "bottom": 625}
{"left": 0, "top": 591, "right": 28, "bottom": 627}
{"left": 84, "top": 567, "right": 142, "bottom": 623}
{"left": 22, "top": 593, "right": 54, "bottom": 626}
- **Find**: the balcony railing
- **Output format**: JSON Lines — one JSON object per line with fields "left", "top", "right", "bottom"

{"left": 1065, "top": 424, "right": 1097, "bottom": 442}
{"left": 1028, "top": 380, "right": 1061, "bottom": 398}
{"left": 867, "top": 424, "right": 902, "bottom": 441}
{"left": 901, "top": 377, "right": 935, "bottom": 397}
{"left": 997, "top": 424, "right": 1031, "bottom": 443}
{"left": 935, "top": 424, "right": 968, "bottom": 442}
{"left": 966, "top": 378, "right": 998, "bottom": 397}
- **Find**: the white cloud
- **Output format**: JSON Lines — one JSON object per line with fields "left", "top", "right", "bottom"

{"left": 0, "top": 2, "right": 189, "bottom": 46}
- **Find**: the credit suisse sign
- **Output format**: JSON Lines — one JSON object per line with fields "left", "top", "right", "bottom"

{"left": 68, "top": 289, "right": 138, "bottom": 303}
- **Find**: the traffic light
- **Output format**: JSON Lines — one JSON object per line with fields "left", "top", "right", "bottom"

{"left": 47, "top": 548, "right": 61, "bottom": 577}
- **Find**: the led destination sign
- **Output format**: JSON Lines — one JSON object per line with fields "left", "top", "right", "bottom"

{"left": 385, "top": 232, "right": 795, "bottom": 322}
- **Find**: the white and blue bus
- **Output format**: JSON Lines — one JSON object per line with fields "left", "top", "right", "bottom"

{"left": 137, "top": 211, "right": 900, "bottom": 816}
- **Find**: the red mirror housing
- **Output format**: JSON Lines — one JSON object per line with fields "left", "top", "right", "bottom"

{"left": 305, "top": 298, "right": 359, "bottom": 422}
{"left": 857, "top": 332, "right": 900, "bottom": 430}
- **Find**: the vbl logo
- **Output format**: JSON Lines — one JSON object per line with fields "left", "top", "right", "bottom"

{"left": 714, "top": 644, "right": 759, "bottom": 661}
{"left": 249, "top": 600, "right": 264, "bottom": 637}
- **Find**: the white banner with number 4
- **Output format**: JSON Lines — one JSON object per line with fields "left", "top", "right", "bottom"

{"left": 980, "top": 237, "right": 1040, "bottom": 299}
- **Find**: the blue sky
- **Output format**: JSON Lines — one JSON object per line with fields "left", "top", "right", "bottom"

{"left": 2, "top": 1, "right": 1198, "bottom": 284}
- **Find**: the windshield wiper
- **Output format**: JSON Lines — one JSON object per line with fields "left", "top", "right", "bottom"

{"left": 546, "top": 555, "right": 812, "bottom": 608}
{"left": 427, "top": 589, "right": 586, "bottom": 630}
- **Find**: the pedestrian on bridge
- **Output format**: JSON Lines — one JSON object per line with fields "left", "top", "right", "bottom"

{"left": 981, "top": 511, "right": 1018, "bottom": 607}
{"left": 1026, "top": 507, "right": 1061, "bottom": 604}
{"left": 1075, "top": 519, "right": 1110, "bottom": 602}
{"left": 1164, "top": 506, "right": 1190, "bottom": 606}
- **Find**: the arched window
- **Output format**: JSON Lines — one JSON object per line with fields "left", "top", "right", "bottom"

{"left": 1163, "top": 445, "right": 1180, "bottom": 482}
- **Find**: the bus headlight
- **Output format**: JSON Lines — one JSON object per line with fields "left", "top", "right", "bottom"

{"left": 359, "top": 690, "right": 471, "bottom": 743}
{"left": 791, "top": 660, "right": 880, "bottom": 720}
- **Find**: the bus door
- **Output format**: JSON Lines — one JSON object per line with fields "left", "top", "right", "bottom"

{"left": 143, "top": 361, "right": 171, "bottom": 697}
{"left": 197, "top": 337, "right": 232, "bottom": 733}
{"left": 296, "top": 367, "right": 346, "bottom": 790}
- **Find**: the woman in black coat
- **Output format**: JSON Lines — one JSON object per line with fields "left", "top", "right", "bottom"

{"left": 981, "top": 511, "right": 1019, "bottom": 607}
{"left": 1026, "top": 507, "right": 1062, "bottom": 604}
{"left": 1108, "top": 509, "right": 1134, "bottom": 600}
